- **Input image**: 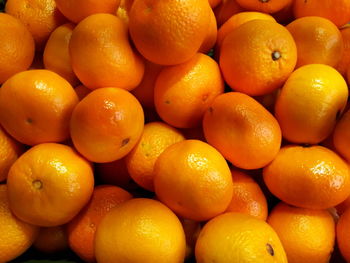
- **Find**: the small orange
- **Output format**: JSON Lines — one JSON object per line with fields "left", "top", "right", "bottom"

{"left": 0, "top": 13, "right": 35, "bottom": 84}
{"left": 5, "top": 0, "right": 67, "bottom": 50}
{"left": 154, "top": 53, "right": 224, "bottom": 128}
{"left": 7, "top": 143, "right": 94, "bottom": 226}
{"left": 154, "top": 139, "right": 233, "bottom": 221}
{"left": 0, "top": 69, "right": 79, "bottom": 146}
{"left": 267, "top": 202, "right": 335, "bottom": 263}
{"left": 43, "top": 23, "right": 79, "bottom": 86}
{"left": 129, "top": 0, "right": 211, "bottom": 65}
{"left": 33, "top": 225, "right": 68, "bottom": 254}
{"left": 337, "top": 207, "right": 350, "bottom": 262}
{"left": 337, "top": 25, "right": 350, "bottom": 79}
{"left": 214, "top": 0, "right": 245, "bottom": 27}
{"left": 199, "top": 9, "right": 218, "bottom": 54}
{"left": 226, "top": 169, "right": 268, "bottom": 221}
{"left": 203, "top": 92, "right": 282, "bottom": 170}
{"left": 67, "top": 185, "right": 132, "bottom": 262}
{"left": 181, "top": 219, "right": 201, "bottom": 259}
{"left": 236, "top": 0, "right": 293, "bottom": 14}
{"left": 95, "top": 198, "right": 186, "bottom": 263}
{"left": 125, "top": 122, "right": 185, "bottom": 192}
{"left": 333, "top": 109, "right": 350, "bottom": 163}
{"left": 74, "top": 85, "right": 91, "bottom": 101}
{"left": 220, "top": 19, "right": 297, "bottom": 96}
{"left": 69, "top": 13, "right": 144, "bottom": 90}
{"left": 263, "top": 145, "right": 350, "bottom": 209}
{"left": 70, "top": 88, "right": 144, "bottom": 163}
{"left": 0, "top": 184, "right": 39, "bottom": 262}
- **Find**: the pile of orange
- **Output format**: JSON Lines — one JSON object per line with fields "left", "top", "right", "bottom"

{"left": 1, "top": 0, "right": 350, "bottom": 262}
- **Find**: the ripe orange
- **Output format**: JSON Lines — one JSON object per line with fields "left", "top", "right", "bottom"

{"left": 154, "top": 139, "right": 233, "bottom": 221}
{"left": 220, "top": 19, "right": 297, "bottom": 96}
{"left": 337, "top": 207, "right": 350, "bottom": 262}
{"left": 286, "top": 16, "right": 343, "bottom": 68}
{"left": 125, "top": 122, "right": 185, "bottom": 191}
{"left": 214, "top": 0, "right": 245, "bottom": 27}
{"left": 275, "top": 64, "right": 348, "bottom": 144}
{"left": 336, "top": 25, "right": 350, "bottom": 79}
{"left": 0, "top": 13, "right": 35, "bottom": 84}
{"left": 43, "top": 23, "right": 79, "bottom": 86}
{"left": 0, "top": 70, "right": 79, "bottom": 146}
{"left": 70, "top": 88, "right": 144, "bottom": 163}
{"left": 129, "top": 0, "right": 211, "bottom": 65}
{"left": 0, "top": 184, "right": 39, "bottom": 262}
{"left": 236, "top": 0, "right": 292, "bottom": 14}
{"left": 154, "top": 53, "right": 224, "bottom": 128}
{"left": 69, "top": 13, "right": 144, "bottom": 90}
{"left": 333, "top": 109, "right": 350, "bottom": 163}
{"left": 95, "top": 198, "right": 186, "bottom": 263}
{"left": 263, "top": 145, "right": 350, "bottom": 209}
{"left": 7, "top": 143, "right": 94, "bottom": 227}
{"left": 203, "top": 92, "right": 282, "bottom": 170}
{"left": 199, "top": 9, "right": 218, "bottom": 54}
{"left": 5, "top": 0, "right": 67, "bottom": 50}
{"left": 268, "top": 202, "right": 335, "bottom": 263}
{"left": 74, "top": 85, "right": 91, "bottom": 101}
{"left": 195, "top": 212, "right": 288, "bottom": 263}
{"left": 33, "top": 226, "right": 68, "bottom": 254}
{"left": 67, "top": 185, "right": 132, "bottom": 262}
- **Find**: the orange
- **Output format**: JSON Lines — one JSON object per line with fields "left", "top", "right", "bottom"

{"left": 0, "top": 184, "right": 39, "bottom": 262}
{"left": 43, "top": 23, "right": 79, "bottom": 86}
{"left": 129, "top": 0, "right": 211, "bottom": 65}
{"left": 125, "top": 122, "right": 185, "bottom": 191}
{"left": 267, "top": 202, "right": 335, "bottom": 263}
{"left": 195, "top": 212, "right": 288, "bottom": 263}
{"left": 209, "top": 0, "right": 222, "bottom": 8}
{"left": 154, "top": 139, "right": 233, "bottom": 221}
{"left": 95, "top": 198, "right": 186, "bottom": 263}
{"left": 236, "top": 0, "right": 292, "bottom": 14}
{"left": 286, "top": 16, "right": 343, "bottom": 68}
{"left": 203, "top": 92, "right": 282, "bottom": 170}
{"left": 70, "top": 88, "right": 144, "bottom": 163}
{"left": 131, "top": 60, "right": 163, "bottom": 109}
{"left": 69, "top": 13, "right": 144, "bottom": 90}
{"left": 0, "top": 69, "right": 79, "bottom": 146}
{"left": 154, "top": 53, "right": 224, "bottom": 128}
{"left": 55, "top": 0, "right": 121, "bottom": 23}
{"left": 0, "top": 126, "right": 24, "bottom": 182}
{"left": 263, "top": 145, "right": 350, "bottom": 210}
{"left": 33, "top": 225, "right": 68, "bottom": 254}
{"left": 220, "top": 19, "right": 297, "bottom": 96}
{"left": 275, "top": 64, "right": 348, "bottom": 144}
{"left": 181, "top": 219, "right": 201, "bottom": 259}
{"left": 7, "top": 143, "right": 94, "bottom": 226}
{"left": 5, "top": 0, "right": 67, "bottom": 50}
{"left": 67, "top": 185, "right": 132, "bottom": 262}
{"left": 214, "top": 0, "right": 245, "bottom": 27}
{"left": 226, "top": 169, "right": 268, "bottom": 221}
{"left": 0, "top": 13, "right": 35, "bottom": 84}
{"left": 199, "top": 9, "right": 218, "bottom": 54}
{"left": 74, "top": 85, "right": 91, "bottom": 101}
{"left": 293, "top": 0, "right": 350, "bottom": 27}
{"left": 337, "top": 207, "right": 350, "bottom": 262}
{"left": 116, "top": 0, "right": 134, "bottom": 25}
{"left": 338, "top": 25, "right": 350, "bottom": 79}
{"left": 333, "top": 109, "right": 350, "bottom": 163}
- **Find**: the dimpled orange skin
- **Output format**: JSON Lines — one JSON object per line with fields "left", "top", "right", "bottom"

{"left": 7, "top": 143, "right": 94, "bottom": 227}
{"left": 69, "top": 13, "right": 145, "bottom": 90}
{"left": 337, "top": 25, "right": 350, "bottom": 78}
{"left": 337, "top": 208, "right": 350, "bottom": 262}
{"left": 203, "top": 92, "right": 282, "bottom": 170}
{"left": 267, "top": 202, "right": 335, "bottom": 263}
{"left": 70, "top": 88, "right": 144, "bottom": 163}
{"left": 236, "top": 0, "right": 293, "bottom": 14}
{"left": 0, "top": 70, "right": 79, "bottom": 146}
{"left": 293, "top": 0, "right": 350, "bottom": 27}
{"left": 154, "top": 139, "right": 233, "bottom": 221}
{"left": 220, "top": 19, "right": 297, "bottom": 96}
{"left": 129, "top": 0, "right": 211, "bottom": 65}
{"left": 0, "top": 13, "right": 35, "bottom": 84}
{"left": 154, "top": 53, "right": 224, "bottom": 129}
{"left": 275, "top": 64, "right": 348, "bottom": 144}
{"left": 333, "top": 109, "right": 350, "bottom": 163}
{"left": 263, "top": 145, "right": 350, "bottom": 210}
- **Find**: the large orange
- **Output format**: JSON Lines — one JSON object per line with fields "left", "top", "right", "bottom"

{"left": 263, "top": 145, "right": 350, "bottom": 209}
{"left": 337, "top": 207, "right": 350, "bottom": 262}
{"left": 69, "top": 13, "right": 144, "bottom": 90}
{"left": 0, "top": 184, "right": 39, "bottom": 262}
{"left": 0, "top": 70, "right": 79, "bottom": 146}
{"left": 236, "top": 0, "right": 292, "bottom": 14}
{"left": 268, "top": 202, "right": 335, "bottom": 263}
{"left": 220, "top": 19, "right": 297, "bottom": 96}
{"left": 214, "top": 0, "right": 245, "bottom": 27}
{"left": 70, "top": 88, "right": 144, "bottom": 163}
{"left": 333, "top": 109, "right": 350, "bottom": 163}
{"left": 129, "top": 0, "right": 211, "bottom": 65}
{"left": 338, "top": 25, "right": 350, "bottom": 79}
{"left": 203, "top": 92, "right": 282, "bottom": 170}
{"left": 33, "top": 226, "right": 68, "bottom": 254}
{"left": 95, "top": 198, "right": 186, "bottom": 263}
{"left": 155, "top": 53, "right": 224, "bottom": 128}
{"left": 7, "top": 143, "right": 94, "bottom": 227}
{"left": 154, "top": 139, "right": 233, "bottom": 221}
{"left": 0, "top": 13, "right": 35, "bottom": 84}
{"left": 67, "top": 185, "right": 132, "bottom": 262}
{"left": 275, "top": 64, "right": 348, "bottom": 144}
